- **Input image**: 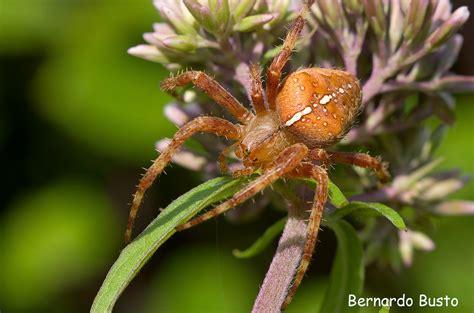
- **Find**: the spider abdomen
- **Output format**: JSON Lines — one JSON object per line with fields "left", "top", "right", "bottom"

{"left": 276, "top": 68, "right": 361, "bottom": 148}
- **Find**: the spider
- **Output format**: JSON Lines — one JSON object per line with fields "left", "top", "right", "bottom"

{"left": 125, "top": 0, "right": 389, "bottom": 309}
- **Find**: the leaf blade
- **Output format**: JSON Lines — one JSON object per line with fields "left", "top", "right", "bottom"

{"left": 319, "top": 220, "right": 364, "bottom": 313}
{"left": 301, "top": 178, "right": 349, "bottom": 208}
{"left": 233, "top": 217, "right": 287, "bottom": 258}
{"left": 91, "top": 176, "right": 248, "bottom": 313}
{"left": 332, "top": 201, "right": 406, "bottom": 230}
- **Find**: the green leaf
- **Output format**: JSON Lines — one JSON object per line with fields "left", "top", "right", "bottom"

{"left": 301, "top": 179, "right": 349, "bottom": 208}
{"left": 91, "top": 176, "right": 249, "bottom": 313}
{"left": 379, "top": 306, "right": 390, "bottom": 313}
{"left": 328, "top": 181, "right": 350, "bottom": 208}
{"left": 332, "top": 201, "right": 407, "bottom": 230}
{"left": 233, "top": 217, "right": 287, "bottom": 258}
{"left": 319, "top": 220, "right": 364, "bottom": 313}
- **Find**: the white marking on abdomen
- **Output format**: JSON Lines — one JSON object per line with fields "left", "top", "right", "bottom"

{"left": 285, "top": 106, "right": 312, "bottom": 127}
{"left": 320, "top": 95, "right": 332, "bottom": 105}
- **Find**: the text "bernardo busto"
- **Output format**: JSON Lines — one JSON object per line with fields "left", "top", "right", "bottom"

{"left": 348, "top": 294, "right": 459, "bottom": 308}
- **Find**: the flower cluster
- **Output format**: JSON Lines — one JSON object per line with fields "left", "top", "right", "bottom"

{"left": 129, "top": 0, "right": 474, "bottom": 287}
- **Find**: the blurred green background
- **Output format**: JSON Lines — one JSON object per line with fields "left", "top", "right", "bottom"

{"left": 0, "top": 1, "right": 472, "bottom": 312}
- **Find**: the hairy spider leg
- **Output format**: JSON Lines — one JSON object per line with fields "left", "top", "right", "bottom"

{"left": 125, "top": 117, "right": 241, "bottom": 243}
{"left": 282, "top": 163, "right": 328, "bottom": 309}
{"left": 176, "top": 143, "right": 309, "bottom": 231}
{"left": 310, "top": 148, "right": 390, "bottom": 183}
{"left": 230, "top": 167, "right": 258, "bottom": 178}
{"left": 249, "top": 63, "right": 266, "bottom": 114}
{"left": 218, "top": 143, "right": 237, "bottom": 175}
{"left": 266, "top": 0, "right": 314, "bottom": 110}
{"left": 161, "top": 70, "right": 253, "bottom": 123}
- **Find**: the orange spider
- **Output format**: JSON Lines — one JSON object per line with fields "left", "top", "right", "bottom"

{"left": 125, "top": 0, "right": 389, "bottom": 309}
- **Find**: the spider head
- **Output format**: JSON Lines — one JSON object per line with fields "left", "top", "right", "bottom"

{"left": 237, "top": 112, "right": 295, "bottom": 167}
{"left": 276, "top": 68, "right": 362, "bottom": 148}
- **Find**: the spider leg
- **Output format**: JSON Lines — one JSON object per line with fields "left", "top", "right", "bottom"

{"left": 249, "top": 63, "right": 266, "bottom": 114}
{"left": 160, "top": 70, "right": 253, "bottom": 123}
{"left": 218, "top": 143, "right": 238, "bottom": 175}
{"left": 218, "top": 145, "right": 257, "bottom": 178}
{"left": 266, "top": 0, "right": 314, "bottom": 110}
{"left": 309, "top": 148, "right": 390, "bottom": 183}
{"left": 230, "top": 167, "right": 257, "bottom": 178}
{"left": 125, "top": 116, "right": 241, "bottom": 243}
{"left": 176, "top": 143, "right": 309, "bottom": 231}
{"left": 282, "top": 163, "right": 328, "bottom": 309}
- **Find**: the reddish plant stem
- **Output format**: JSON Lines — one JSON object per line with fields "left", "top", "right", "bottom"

{"left": 252, "top": 191, "right": 308, "bottom": 312}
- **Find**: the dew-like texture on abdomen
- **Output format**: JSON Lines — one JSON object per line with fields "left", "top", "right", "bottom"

{"left": 276, "top": 68, "right": 361, "bottom": 148}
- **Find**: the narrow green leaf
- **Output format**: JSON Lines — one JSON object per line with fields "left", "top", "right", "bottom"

{"left": 332, "top": 201, "right": 406, "bottom": 230}
{"left": 301, "top": 178, "right": 349, "bottom": 208}
{"left": 91, "top": 176, "right": 249, "bottom": 313}
{"left": 319, "top": 220, "right": 364, "bottom": 313}
{"left": 233, "top": 217, "right": 287, "bottom": 258}
{"left": 328, "top": 181, "right": 350, "bottom": 208}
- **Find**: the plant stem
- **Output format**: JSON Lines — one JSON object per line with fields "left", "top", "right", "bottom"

{"left": 252, "top": 190, "right": 307, "bottom": 312}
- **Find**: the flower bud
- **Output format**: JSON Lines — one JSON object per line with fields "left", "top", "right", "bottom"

{"left": 318, "top": 0, "right": 346, "bottom": 31}
{"left": 156, "top": 139, "right": 207, "bottom": 171}
{"left": 420, "top": 177, "right": 467, "bottom": 201}
{"left": 399, "top": 230, "right": 435, "bottom": 266}
{"left": 399, "top": 230, "right": 414, "bottom": 266}
{"left": 184, "top": 0, "right": 230, "bottom": 36}
{"left": 161, "top": 35, "right": 198, "bottom": 52}
{"left": 402, "top": 0, "right": 430, "bottom": 44}
{"left": 410, "top": 231, "right": 435, "bottom": 251}
{"left": 209, "top": 0, "right": 230, "bottom": 34}
{"left": 233, "top": 14, "right": 275, "bottom": 32}
{"left": 231, "top": 0, "right": 256, "bottom": 22}
{"left": 363, "top": 0, "right": 387, "bottom": 39}
{"left": 164, "top": 104, "right": 190, "bottom": 126}
{"left": 427, "top": 6, "right": 469, "bottom": 50}
{"left": 436, "top": 75, "right": 474, "bottom": 93}
{"left": 127, "top": 45, "right": 168, "bottom": 63}
{"left": 183, "top": 0, "right": 215, "bottom": 32}
{"left": 389, "top": 0, "right": 404, "bottom": 51}
{"left": 435, "top": 200, "right": 474, "bottom": 215}
{"left": 154, "top": 0, "right": 198, "bottom": 36}
{"left": 267, "top": 0, "right": 290, "bottom": 25}
{"left": 435, "top": 35, "right": 463, "bottom": 76}
{"left": 343, "top": 0, "right": 364, "bottom": 15}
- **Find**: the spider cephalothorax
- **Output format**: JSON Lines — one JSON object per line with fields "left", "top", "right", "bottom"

{"left": 125, "top": 0, "right": 389, "bottom": 309}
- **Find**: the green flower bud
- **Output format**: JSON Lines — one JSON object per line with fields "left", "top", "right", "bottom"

{"left": 317, "top": 0, "right": 343, "bottom": 30}
{"left": 389, "top": 0, "right": 404, "bottom": 51}
{"left": 161, "top": 35, "right": 198, "bottom": 52}
{"left": 154, "top": 0, "right": 198, "bottom": 36}
{"left": 363, "top": 0, "right": 387, "bottom": 39}
{"left": 343, "top": 0, "right": 364, "bottom": 15}
{"left": 402, "top": 0, "right": 429, "bottom": 44}
{"left": 267, "top": 0, "right": 290, "bottom": 26}
{"left": 230, "top": 0, "right": 256, "bottom": 22}
{"left": 233, "top": 14, "right": 275, "bottom": 32}
{"left": 209, "top": 0, "right": 230, "bottom": 34}
{"left": 427, "top": 6, "right": 469, "bottom": 50}
{"left": 184, "top": 0, "right": 230, "bottom": 36}
{"left": 183, "top": 0, "right": 215, "bottom": 33}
